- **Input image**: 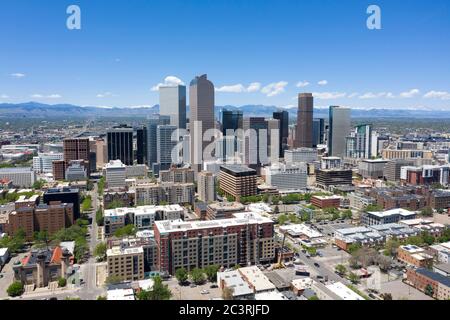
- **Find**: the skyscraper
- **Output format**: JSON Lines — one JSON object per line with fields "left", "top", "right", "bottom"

{"left": 107, "top": 124, "right": 134, "bottom": 166}
{"left": 63, "top": 138, "right": 90, "bottom": 175}
{"left": 157, "top": 124, "right": 178, "bottom": 171}
{"left": 147, "top": 115, "right": 170, "bottom": 170}
{"left": 159, "top": 85, "right": 187, "bottom": 129}
{"left": 221, "top": 109, "right": 243, "bottom": 161}
{"left": 136, "top": 126, "right": 147, "bottom": 165}
{"left": 243, "top": 117, "right": 269, "bottom": 174}
{"left": 190, "top": 74, "right": 215, "bottom": 174}
{"left": 346, "top": 124, "right": 372, "bottom": 159}
{"left": 313, "top": 118, "right": 325, "bottom": 147}
{"left": 273, "top": 110, "right": 289, "bottom": 158}
{"left": 328, "top": 106, "right": 351, "bottom": 158}
{"left": 296, "top": 93, "right": 314, "bottom": 148}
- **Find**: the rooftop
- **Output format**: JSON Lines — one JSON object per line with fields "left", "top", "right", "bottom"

{"left": 217, "top": 270, "right": 254, "bottom": 297}
{"left": 415, "top": 268, "right": 450, "bottom": 288}
{"left": 367, "top": 208, "right": 416, "bottom": 218}
{"left": 239, "top": 266, "right": 276, "bottom": 292}
{"left": 155, "top": 212, "right": 272, "bottom": 234}
{"left": 326, "top": 282, "right": 365, "bottom": 300}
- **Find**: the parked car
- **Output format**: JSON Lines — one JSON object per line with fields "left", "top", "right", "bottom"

{"left": 210, "top": 284, "right": 218, "bottom": 289}
{"left": 201, "top": 290, "right": 210, "bottom": 295}
{"left": 314, "top": 263, "right": 321, "bottom": 268}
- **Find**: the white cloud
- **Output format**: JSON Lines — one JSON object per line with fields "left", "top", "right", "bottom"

{"left": 97, "top": 92, "right": 115, "bottom": 98}
{"left": 348, "top": 92, "right": 359, "bottom": 99}
{"left": 281, "top": 104, "right": 295, "bottom": 109}
{"left": 11, "top": 73, "right": 26, "bottom": 78}
{"left": 31, "top": 94, "right": 62, "bottom": 99}
{"left": 318, "top": 80, "right": 328, "bottom": 86}
{"left": 216, "top": 82, "right": 262, "bottom": 93}
{"left": 359, "top": 92, "right": 382, "bottom": 99}
{"left": 247, "top": 82, "right": 262, "bottom": 93}
{"left": 313, "top": 92, "right": 347, "bottom": 100}
{"left": 399, "top": 89, "right": 420, "bottom": 98}
{"left": 423, "top": 91, "right": 450, "bottom": 100}
{"left": 296, "top": 81, "right": 310, "bottom": 88}
{"left": 1, "top": 94, "right": 9, "bottom": 99}
{"left": 216, "top": 84, "right": 247, "bottom": 93}
{"left": 151, "top": 76, "right": 185, "bottom": 91}
{"left": 261, "top": 81, "right": 288, "bottom": 97}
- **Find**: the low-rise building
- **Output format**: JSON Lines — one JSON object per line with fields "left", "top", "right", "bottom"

{"left": 433, "top": 263, "right": 450, "bottom": 278}
{"left": 311, "top": 195, "right": 342, "bottom": 209}
{"left": 206, "top": 202, "right": 245, "bottom": 220}
{"left": 263, "top": 162, "right": 307, "bottom": 191}
{"left": 279, "top": 224, "right": 327, "bottom": 247}
{"left": 358, "top": 159, "right": 388, "bottom": 179}
{"left": 429, "top": 242, "right": 450, "bottom": 264}
{"left": 217, "top": 269, "right": 255, "bottom": 300}
{"left": 348, "top": 192, "right": 376, "bottom": 211}
{"left": 0, "top": 167, "right": 36, "bottom": 188}
{"left": 397, "top": 245, "right": 434, "bottom": 268}
{"left": 238, "top": 266, "right": 276, "bottom": 293}
{"left": 406, "top": 268, "right": 450, "bottom": 300}
{"left": 361, "top": 208, "right": 417, "bottom": 226}
{"left": 316, "top": 169, "right": 353, "bottom": 191}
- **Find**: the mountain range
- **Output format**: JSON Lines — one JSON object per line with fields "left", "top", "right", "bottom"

{"left": 1, "top": 102, "right": 450, "bottom": 119}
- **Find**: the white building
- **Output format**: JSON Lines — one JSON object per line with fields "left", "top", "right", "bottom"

{"left": 263, "top": 162, "right": 307, "bottom": 191}
{"left": 238, "top": 266, "right": 276, "bottom": 293}
{"left": 321, "top": 157, "right": 342, "bottom": 170}
{"left": 326, "top": 282, "right": 365, "bottom": 300}
{"left": 65, "top": 161, "right": 87, "bottom": 181}
{"left": 107, "top": 288, "right": 135, "bottom": 300}
{"left": 104, "top": 160, "right": 127, "bottom": 188}
{"left": 285, "top": 148, "right": 318, "bottom": 164}
{"left": 198, "top": 171, "right": 216, "bottom": 203}
{"left": 0, "top": 167, "right": 36, "bottom": 187}
{"left": 125, "top": 165, "right": 147, "bottom": 179}
{"left": 32, "top": 153, "right": 63, "bottom": 173}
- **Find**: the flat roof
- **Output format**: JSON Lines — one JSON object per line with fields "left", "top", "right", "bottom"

{"left": 254, "top": 291, "right": 287, "bottom": 300}
{"left": 239, "top": 266, "right": 276, "bottom": 292}
{"left": 416, "top": 268, "right": 450, "bottom": 288}
{"left": 434, "top": 263, "right": 450, "bottom": 274}
{"left": 107, "top": 288, "right": 135, "bottom": 301}
{"left": 107, "top": 246, "right": 143, "bottom": 257}
{"left": 217, "top": 270, "right": 254, "bottom": 297}
{"left": 367, "top": 208, "right": 416, "bottom": 218}
{"left": 326, "top": 282, "right": 365, "bottom": 300}
{"left": 155, "top": 212, "right": 272, "bottom": 234}
{"left": 104, "top": 204, "right": 183, "bottom": 218}
{"left": 280, "top": 224, "right": 323, "bottom": 239}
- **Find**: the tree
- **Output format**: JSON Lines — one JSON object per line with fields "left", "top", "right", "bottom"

{"left": 308, "top": 295, "right": 320, "bottom": 300}
{"left": 204, "top": 265, "right": 220, "bottom": 283}
{"left": 190, "top": 268, "right": 206, "bottom": 285}
{"left": 384, "top": 238, "right": 401, "bottom": 257}
{"left": 96, "top": 209, "right": 104, "bottom": 226}
{"left": 114, "top": 224, "right": 136, "bottom": 238}
{"left": 273, "top": 205, "right": 280, "bottom": 214}
{"left": 222, "top": 287, "right": 234, "bottom": 300}
{"left": 97, "top": 295, "right": 107, "bottom": 300}
{"left": 137, "top": 276, "right": 172, "bottom": 300}
{"left": 277, "top": 214, "right": 289, "bottom": 225}
{"left": 381, "top": 293, "right": 393, "bottom": 300}
{"left": 425, "top": 284, "right": 434, "bottom": 297}
{"left": 94, "top": 243, "right": 107, "bottom": 261}
{"left": 175, "top": 267, "right": 188, "bottom": 285}
{"left": 106, "top": 200, "right": 124, "bottom": 210}
{"left": 347, "top": 243, "right": 362, "bottom": 254}
{"left": 341, "top": 210, "right": 353, "bottom": 220}
{"left": 32, "top": 179, "right": 45, "bottom": 190}
{"left": 348, "top": 272, "right": 360, "bottom": 285}
{"left": 335, "top": 264, "right": 347, "bottom": 276}
{"left": 421, "top": 231, "right": 435, "bottom": 246}
{"left": 420, "top": 207, "right": 433, "bottom": 217}
{"left": 81, "top": 195, "right": 92, "bottom": 212}
{"left": 98, "top": 177, "right": 106, "bottom": 195}
{"left": 364, "top": 204, "right": 383, "bottom": 212}
{"left": 58, "top": 277, "right": 67, "bottom": 288}
{"left": 7, "top": 282, "right": 24, "bottom": 297}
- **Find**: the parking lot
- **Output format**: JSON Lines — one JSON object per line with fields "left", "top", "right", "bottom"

{"left": 379, "top": 279, "right": 433, "bottom": 300}
{"left": 166, "top": 278, "right": 222, "bottom": 300}
{"left": 0, "top": 253, "right": 27, "bottom": 299}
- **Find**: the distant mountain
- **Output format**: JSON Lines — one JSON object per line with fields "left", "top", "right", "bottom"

{"left": 1, "top": 102, "right": 450, "bottom": 119}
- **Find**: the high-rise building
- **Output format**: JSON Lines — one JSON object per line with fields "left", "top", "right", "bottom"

{"left": 313, "top": 118, "right": 325, "bottom": 147}
{"left": 296, "top": 93, "right": 314, "bottom": 148}
{"left": 328, "top": 106, "right": 351, "bottom": 158}
{"left": 159, "top": 85, "right": 187, "bottom": 129}
{"left": 219, "top": 165, "right": 257, "bottom": 202}
{"left": 42, "top": 188, "right": 80, "bottom": 220}
{"left": 221, "top": 109, "right": 243, "bottom": 161}
{"left": 32, "top": 153, "right": 64, "bottom": 174}
{"left": 190, "top": 74, "right": 215, "bottom": 175}
{"left": 243, "top": 117, "right": 269, "bottom": 174}
{"left": 346, "top": 124, "right": 373, "bottom": 159}
{"left": 147, "top": 115, "right": 170, "bottom": 170}
{"left": 273, "top": 110, "right": 289, "bottom": 158}
{"left": 104, "top": 160, "right": 127, "bottom": 189}
{"left": 198, "top": 171, "right": 216, "bottom": 203}
{"left": 95, "top": 139, "right": 108, "bottom": 170}
{"left": 266, "top": 119, "right": 280, "bottom": 163}
{"left": 157, "top": 125, "right": 178, "bottom": 171}
{"left": 63, "top": 138, "right": 90, "bottom": 174}
{"left": 107, "top": 124, "right": 134, "bottom": 166}
{"left": 136, "top": 126, "right": 147, "bottom": 165}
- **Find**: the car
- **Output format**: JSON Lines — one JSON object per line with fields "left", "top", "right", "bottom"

{"left": 190, "top": 283, "right": 197, "bottom": 288}
{"left": 314, "top": 263, "right": 321, "bottom": 268}
{"left": 201, "top": 290, "right": 210, "bottom": 295}
{"left": 210, "top": 284, "right": 218, "bottom": 289}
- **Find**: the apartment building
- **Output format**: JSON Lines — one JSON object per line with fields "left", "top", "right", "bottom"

{"left": 361, "top": 208, "right": 417, "bottom": 226}
{"left": 406, "top": 268, "right": 450, "bottom": 300}
{"left": 107, "top": 246, "right": 145, "bottom": 282}
{"left": 263, "top": 162, "right": 307, "bottom": 191}
{"left": 134, "top": 182, "right": 195, "bottom": 206}
{"left": 32, "top": 153, "right": 64, "bottom": 174}
{"left": 397, "top": 245, "right": 434, "bottom": 268}
{"left": 316, "top": 169, "right": 353, "bottom": 190}
{"left": 198, "top": 171, "right": 216, "bottom": 203}
{"left": 382, "top": 149, "right": 433, "bottom": 160}
{"left": 159, "top": 167, "right": 195, "bottom": 183}
{"left": 284, "top": 148, "right": 318, "bottom": 164}
{"left": 219, "top": 165, "right": 257, "bottom": 202}
{"left": 401, "top": 165, "right": 450, "bottom": 186}
{"left": 358, "top": 159, "right": 388, "bottom": 179}
{"left": 311, "top": 195, "right": 342, "bottom": 209}
{"left": 206, "top": 202, "right": 245, "bottom": 220}
{"left": 154, "top": 212, "right": 275, "bottom": 275}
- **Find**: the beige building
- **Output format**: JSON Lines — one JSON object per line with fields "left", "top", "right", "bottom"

{"left": 198, "top": 171, "right": 216, "bottom": 203}
{"left": 107, "top": 246, "right": 145, "bottom": 282}
{"left": 381, "top": 149, "right": 433, "bottom": 160}
{"left": 219, "top": 165, "right": 257, "bottom": 202}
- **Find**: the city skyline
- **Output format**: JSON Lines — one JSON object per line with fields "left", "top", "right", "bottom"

{"left": 1, "top": 0, "right": 450, "bottom": 110}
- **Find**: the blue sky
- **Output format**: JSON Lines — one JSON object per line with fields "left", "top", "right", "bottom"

{"left": 1, "top": 0, "right": 450, "bottom": 109}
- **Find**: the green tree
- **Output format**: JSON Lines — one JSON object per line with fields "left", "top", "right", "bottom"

{"left": 81, "top": 195, "right": 92, "bottom": 212}
{"left": 420, "top": 207, "right": 434, "bottom": 217}
{"left": 348, "top": 243, "right": 362, "bottom": 254}
{"left": 7, "top": 282, "right": 24, "bottom": 297}
{"left": 137, "top": 276, "right": 172, "bottom": 300}
{"left": 278, "top": 214, "right": 289, "bottom": 225}
{"left": 364, "top": 204, "right": 383, "bottom": 212}
{"left": 335, "top": 264, "right": 347, "bottom": 276}
{"left": 308, "top": 295, "right": 320, "bottom": 300}
{"left": 421, "top": 231, "right": 435, "bottom": 246}
{"left": 204, "top": 265, "right": 220, "bottom": 283}
{"left": 105, "top": 275, "right": 123, "bottom": 285}
{"left": 175, "top": 267, "right": 188, "bottom": 284}
{"left": 341, "top": 210, "right": 353, "bottom": 220}
{"left": 384, "top": 238, "right": 401, "bottom": 257}
{"left": 190, "top": 268, "right": 206, "bottom": 285}
{"left": 32, "top": 179, "right": 45, "bottom": 190}
{"left": 98, "top": 177, "right": 106, "bottom": 195}
{"left": 348, "top": 272, "right": 360, "bottom": 285}
{"left": 114, "top": 224, "right": 136, "bottom": 238}
{"left": 96, "top": 209, "right": 104, "bottom": 226}
{"left": 425, "top": 284, "right": 434, "bottom": 297}
{"left": 58, "top": 277, "right": 67, "bottom": 288}
{"left": 94, "top": 242, "right": 107, "bottom": 261}
{"left": 106, "top": 200, "right": 125, "bottom": 210}
{"left": 97, "top": 295, "right": 107, "bottom": 300}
